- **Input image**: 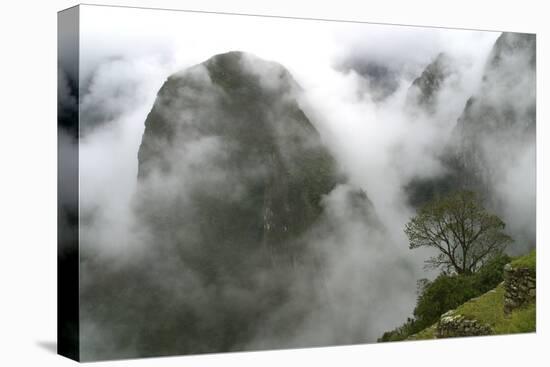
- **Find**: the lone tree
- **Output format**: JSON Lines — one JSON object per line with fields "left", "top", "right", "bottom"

{"left": 404, "top": 190, "right": 512, "bottom": 275}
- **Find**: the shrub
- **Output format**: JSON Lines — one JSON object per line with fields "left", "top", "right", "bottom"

{"left": 378, "top": 253, "right": 510, "bottom": 341}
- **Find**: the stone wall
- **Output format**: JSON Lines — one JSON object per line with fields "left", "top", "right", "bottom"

{"left": 435, "top": 260, "right": 536, "bottom": 338}
{"left": 503, "top": 264, "right": 536, "bottom": 314}
{"left": 436, "top": 301, "right": 493, "bottom": 338}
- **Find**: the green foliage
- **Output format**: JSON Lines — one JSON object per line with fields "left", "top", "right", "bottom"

{"left": 380, "top": 191, "right": 518, "bottom": 342}
{"left": 405, "top": 190, "right": 512, "bottom": 274}
{"left": 413, "top": 274, "right": 478, "bottom": 329}
{"left": 378, "top": 318, "right": 420, "bottom": 342}
{"left": 378, "top": 253, "right": 510, "bottom": 342}
{"left": 510, "top": 249, "right": 536, "bottom": 270}
{"left": 454, "top": 284, "right": 535, "bottom": 335}
{"left": 475, "top": 253, "right": 511, "bottom": 292}
{"left": 407, "top": 324, "right": 437, "bottom": 340}
{"left": 410, "top": 283, "right": 535, "bottom": 340}
{"left": 496, "top": 303, "right": 536, "bottom": 334}
{"left": 414, "top": 253, "right": 510, "bottom": 328}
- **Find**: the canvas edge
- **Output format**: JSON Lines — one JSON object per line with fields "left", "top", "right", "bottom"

{"left": 57, "top": 5, "right": 81, "bottom": 362}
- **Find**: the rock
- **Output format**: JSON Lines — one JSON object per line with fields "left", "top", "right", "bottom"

{"left": 437, "top": 312, "right": 493, "bottom": 338}
{"left": 404, "top": 32, "right": 536, "bottom": 229}
{"left": 503, "top": 263, "right": 536, "bottom": 314}
{"left": 83, "top": 51, "right": 380, "bottom": 357}
{"left": 406, "top": 53, "right": 453, "bottom": 113}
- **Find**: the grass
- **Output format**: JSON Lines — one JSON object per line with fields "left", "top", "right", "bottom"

{"left": 494, "top": 303, "right": 536, "bottom": 334}
{"left": 454, "top": 285, "right": 506, "bottom": 328}
{"left": 408, "top": 324, "right": 437, "bottom": 340}
{"left": 449, "top": 283, "right": 535, "bottom": 335}
{"left": 409, "top": 250, "right": 537, "bottom": 339}
{"left": 510, "top": 250, "right": 536, "bottom": 270}
{"left": 410, "top": 285, "right": 536, "bottom": 339}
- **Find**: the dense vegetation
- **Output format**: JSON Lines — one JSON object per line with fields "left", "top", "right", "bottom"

{"left": 82, "top": 51, "right": 356, "bottom": 359}
{"left": 378, "top": 253, "right": 510, "bottom": 342}
{"left": 454, "top": 284, "right": 535, "bottom": 335}
{"left": 405, "top": 190, "right": 512, "bottom": 275}
{"left": 379, "top": 189, "right": 519, "bottom": 342}
{"left": 410, "top": 251, "right": 536, "bottom": 340}
{"left": 510, "top": 250, "right": 536, "bottom": 270}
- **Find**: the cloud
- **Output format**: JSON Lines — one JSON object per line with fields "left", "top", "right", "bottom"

{"left": 74, "top": 5, "right": 533, "bottom": 359}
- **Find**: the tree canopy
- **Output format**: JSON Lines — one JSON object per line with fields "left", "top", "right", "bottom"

{"left": 404, "top": 190, "right": 512, "bottom": 275}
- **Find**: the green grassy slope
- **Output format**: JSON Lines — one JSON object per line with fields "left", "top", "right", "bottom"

{"left": 409, "top": 251, "right": 536, "bottom": 340}
{"left": 455, "top": 284, "right": 535, "bottom": 335}
{"left": 510, "top": 250, "right": 536, "bottom": 270}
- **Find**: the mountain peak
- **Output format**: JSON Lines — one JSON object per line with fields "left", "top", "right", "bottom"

{"left": 137, "top": 51, "right": 342, "bottom": 255}
{"left": 488, "top": 32, "right": 535, "bottom": 69}
{"left": 406, "top": 52, "right": 453, "bottom": 112}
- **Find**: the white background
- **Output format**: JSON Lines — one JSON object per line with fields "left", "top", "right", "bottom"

{"left": 0, "top": 0, "right": 547, "bottom": 365}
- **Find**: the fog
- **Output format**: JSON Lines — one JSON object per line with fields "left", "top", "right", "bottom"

{"left": 67, "top": 5, "right": 534, "bottom": 360}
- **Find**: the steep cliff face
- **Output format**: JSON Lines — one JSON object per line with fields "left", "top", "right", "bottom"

{"left": 137, "top": 51, "right": 341, "bottom": 266}
{"left": 405, "top": 33, "right": 536, "bottom": 234}
{"left": 453, "top": 33, "right": 535, "bottom": 183}
{"left": 406, "top": 52, "right": 453, "bottom": 112}
{"left": 80, "top": 51, "right": 379, "bottom": 359}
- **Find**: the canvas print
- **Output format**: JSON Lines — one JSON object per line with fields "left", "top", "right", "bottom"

{"left": 58, "top": 4, "right": 536, "bottom": 362}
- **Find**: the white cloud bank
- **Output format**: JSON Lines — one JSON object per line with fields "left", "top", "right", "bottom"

{"left": 73, "top": 4, "right": 534, "bottom": 357}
